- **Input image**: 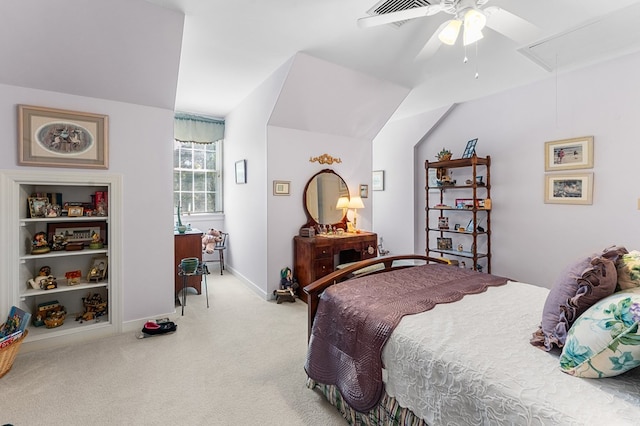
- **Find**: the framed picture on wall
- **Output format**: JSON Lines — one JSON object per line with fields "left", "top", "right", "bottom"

{"left": 359, "top": 184, "right": 369, "bottom": 198}
{"left": 372, "top": 170, "right": 384, "bottom": 191}
{"left": 235, "top": 159, "right": 247, "bottom": 184}
{"left": 544, "top": 172, "right": 593, "bottom": 205}
{"left": 273, "top": 180, "right": 290, "bottom": 195}
{"left": 544, "top": 136, "right": 594, "bottom": 171}
{"left": 18, "top": 105, "right": 109, "bottom": 169}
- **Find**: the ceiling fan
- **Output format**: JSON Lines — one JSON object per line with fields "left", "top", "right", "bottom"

{"left": 358, "top": 0, "right": 541, "bottom": 59}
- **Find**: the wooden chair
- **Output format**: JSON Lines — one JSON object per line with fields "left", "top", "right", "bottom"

{"left": 204, "top": 232, "right": 228, "bottom": 275}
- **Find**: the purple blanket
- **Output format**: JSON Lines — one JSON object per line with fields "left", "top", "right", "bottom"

{"left": 304, "top": 263, "right": 509, "bottom": 412}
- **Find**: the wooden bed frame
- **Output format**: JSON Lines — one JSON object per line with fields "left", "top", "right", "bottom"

{"left": 302, "top": 255, "right": 449, "bottom": 338}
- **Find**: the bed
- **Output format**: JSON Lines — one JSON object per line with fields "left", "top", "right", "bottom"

{"left": 303, "top": 254, "right": 640, "bottom": 425}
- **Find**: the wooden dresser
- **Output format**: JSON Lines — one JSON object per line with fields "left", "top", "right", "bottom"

{"left": 174, "top": 229, "right": 203, "bottom": 296}
{"left": 294, "top": 232, "right": 377, "bottom": 303}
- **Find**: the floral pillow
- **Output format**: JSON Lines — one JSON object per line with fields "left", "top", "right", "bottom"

{"left": 559, "top": 287, "right": 640, "bottom": 378}
{"left": 617, "top": 250, "right": 640, "bottom": 290}
{"left": 530, "top": 246, "right": 627, "bottom": 351}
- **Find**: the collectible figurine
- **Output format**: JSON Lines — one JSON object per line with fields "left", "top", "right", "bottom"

{"left": 274, "top": 267, "right": 299, "bottom": 304}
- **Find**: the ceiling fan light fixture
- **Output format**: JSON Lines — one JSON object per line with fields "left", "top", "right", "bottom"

{"left": 463, "top": 8, "right": 487, "bottom": 33}
{"left": 438, "top": 19, "right": 462, "bottom": 45}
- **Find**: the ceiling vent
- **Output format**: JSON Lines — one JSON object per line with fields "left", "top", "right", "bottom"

{"left": 367, "top": 0, "right": 433, "bottom": 27}
{"left": 518, "top": 3, "right": 640, "bottom": 72}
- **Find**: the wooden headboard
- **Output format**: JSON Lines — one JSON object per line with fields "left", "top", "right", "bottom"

{"left": 302, "top": 255, "right": 449, "bottom": 339}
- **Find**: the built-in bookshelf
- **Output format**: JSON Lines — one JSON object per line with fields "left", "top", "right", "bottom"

{"left": 0, "top": 170, "right": 122, "bottom": 351}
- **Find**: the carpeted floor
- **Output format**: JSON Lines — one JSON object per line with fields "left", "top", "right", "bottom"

{"left": 0, "top": 270, "right": 347, "bottom": 425}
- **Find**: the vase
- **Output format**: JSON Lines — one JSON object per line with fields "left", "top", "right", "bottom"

{"left": 176, "top": 203, "right": 186, "bottom": 233}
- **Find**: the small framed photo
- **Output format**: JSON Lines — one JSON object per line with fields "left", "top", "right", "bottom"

{"left": 273, "top": 180, "right": 290, "bottom": 196}
{"left": 68, "top": 206, "right": 84, "bottom": 217}
{"left": 235, "top": 159, "right": 247, "bottom": 184}
{"left": 438, "top": 216, "right": 449, "bottom": 229}
{"left": 462, "top": 138, "right": 478, "bottom": 159}
{"left": 372, "top": 170, "right": 384, "bottom": 191}
{"left": 18, "top": 105, "right": 109, "bottom": 169}
{"left": 28, "top": 197, "right": 49, "bottom": 218}
{"left": 544, "top": 136, "right": 593, "bottom": 171}
{"left": 544, "top": 172, "right": 594, "bottom": 205}
{"left": 437, "top": 237, "right": 453, "bottom": 250}
{"left": 359, "top": 184, "right": 369, "bottom": 198}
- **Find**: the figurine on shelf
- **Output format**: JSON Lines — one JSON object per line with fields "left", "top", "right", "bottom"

{"left": 89, "top": 231, "right": 104, "bottom": 249}
{"left": 51, "top": 233, "right": 68, "bottom": 251}
{"left": 28, "top": 266, "right": 58, "bottom": 289}
{"left": 31, "top": 231, "right": 50, "bottom": 255}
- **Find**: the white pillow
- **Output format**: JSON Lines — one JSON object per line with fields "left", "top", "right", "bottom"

{"left": 559, "top": 287, "right": 640, "bottom": 378}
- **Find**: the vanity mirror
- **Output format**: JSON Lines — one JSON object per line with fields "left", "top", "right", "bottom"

{"left": 302, "top": 169, "right": 349, "bottom": 231}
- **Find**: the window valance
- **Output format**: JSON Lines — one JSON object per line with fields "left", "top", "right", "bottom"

{"left": 174, "top": 113, "right": 224, "bottom": 144}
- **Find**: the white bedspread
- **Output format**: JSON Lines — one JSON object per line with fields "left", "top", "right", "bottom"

{"left": 382, "top": 281, "right": 640, "bottom": 425}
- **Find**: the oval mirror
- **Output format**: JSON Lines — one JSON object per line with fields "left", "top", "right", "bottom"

{"left": 302, "top": 169, "right": 349, "bottom": 230}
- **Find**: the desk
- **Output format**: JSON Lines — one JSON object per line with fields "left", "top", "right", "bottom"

{"left": 174, "top": 229, "right": 203, "bottom": 296}
{"left": 293, "top": 232, "right": 377, "bottom": 303}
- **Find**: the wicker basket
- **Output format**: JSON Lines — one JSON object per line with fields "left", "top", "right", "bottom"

{"left": 0, "top": 329, "right": 28, "bottom": 379}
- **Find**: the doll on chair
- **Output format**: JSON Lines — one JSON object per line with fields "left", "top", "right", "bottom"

{"left": 202, "top": 228, "right": 222, "bottom": 254}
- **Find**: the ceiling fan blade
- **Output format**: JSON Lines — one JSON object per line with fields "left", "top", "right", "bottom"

{"left": 483, "top": 6, "right": 543, "bottom": 45}
{"left": 357, "top": 5, "right": 444, "bottom": 28}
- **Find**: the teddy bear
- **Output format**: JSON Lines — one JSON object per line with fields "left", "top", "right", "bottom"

{"left": 202, "top": 228, "right": 222, "bottom": 254}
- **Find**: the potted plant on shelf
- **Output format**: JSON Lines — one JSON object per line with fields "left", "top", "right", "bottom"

{"left": 436, "top": 148, "right": 452, "bottom": 161}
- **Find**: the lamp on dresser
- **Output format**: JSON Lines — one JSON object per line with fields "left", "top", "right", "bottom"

{"left": 336, "top": 196, "right": 350, "bottom": 218}
{"left": 348, "top": 196, "right": 365, "bottom": 231}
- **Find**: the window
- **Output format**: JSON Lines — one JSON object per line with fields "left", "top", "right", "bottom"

{"left": 173, "top": 140, "right": 222, "bottom": 213}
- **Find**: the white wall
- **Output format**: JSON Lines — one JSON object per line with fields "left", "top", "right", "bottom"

{"left": 267, "top": 126, "right": 373, "bottom": 288}
{"left": 225, "top": 53, "right": 408, "bottom": 298}
{"left": 374, "top": 50, "right": 640, "bottom": 288}
{"left": 372, "top": 105, "right": 455, "bottom": 256}
{"left": 0, "top": 84, "right": 176, "bottom": 325}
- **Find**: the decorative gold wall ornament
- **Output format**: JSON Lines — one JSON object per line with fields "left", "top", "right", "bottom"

{"left": 309, "top": 153, "right": 342, "bottom": 165}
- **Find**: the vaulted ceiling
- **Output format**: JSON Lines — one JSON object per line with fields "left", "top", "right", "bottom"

{"left": 3, "top": 1, "right": 640, "bottom": 123}
{"left": 148, "top": 0, "right": 640, "bottom": 120}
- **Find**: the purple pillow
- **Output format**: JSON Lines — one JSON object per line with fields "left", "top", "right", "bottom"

{"left": 530, "top": 246, "right": 627, "bottom": 351}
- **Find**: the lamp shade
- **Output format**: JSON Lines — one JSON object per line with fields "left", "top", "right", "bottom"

{"left": 463, "top": 8, "right": 486, "bottom": 46}
{"left": 438, "top": 19, "right": 462, "bottom": 45}
{"left": 348, "top": 196, "right": 365, "bottom": 209}
{"left": 336, "top": 196, "right": 350, "bottom": 210}
{"left": 464, "top": 8, "right": 487, "bottom": 33}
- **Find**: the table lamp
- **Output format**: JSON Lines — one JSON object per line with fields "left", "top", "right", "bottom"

{"left": 336, "top": 196, "right": 350, "bottom": 218}
{"left": 348, "top": 196, "right": 365, "bottom": 230}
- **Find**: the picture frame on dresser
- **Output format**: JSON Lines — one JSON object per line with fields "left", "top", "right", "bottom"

{"left": 18, "top": 105, "right": 109, "bottom": 169}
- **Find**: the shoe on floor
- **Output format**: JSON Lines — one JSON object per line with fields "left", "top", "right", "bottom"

{"left": 142, "top": 321, "right": 177, "bottom": 335}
